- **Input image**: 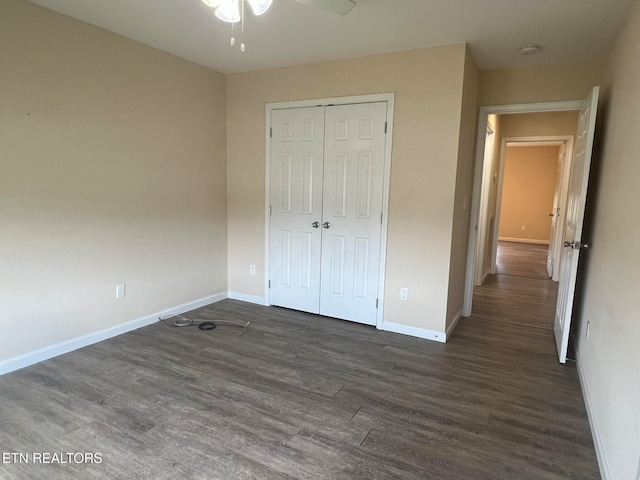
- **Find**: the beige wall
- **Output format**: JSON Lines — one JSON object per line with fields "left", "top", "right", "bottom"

{"left": 500, "top": 111, "right": 580, "bottom": 138}
{"left": 574, "top": 0, "right": 640, "bottom": 477}
{"left": 498, "top": 146, "right": 559, "bottom": 242}
{"left": 446, "top": 48, "right": 479, "bottom": 329}
{"left": 0, "top": 0, "right": 228, "bottom": 362}
{"left": 227, "top": 44, "right": 470, "bottom": 334}
{"left": 479, "top": 58, "right": 606, "bottom": 106}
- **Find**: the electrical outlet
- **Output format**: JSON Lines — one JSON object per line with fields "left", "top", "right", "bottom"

{"left": 249, "top": 265, "right": 256, "bottom": 276}
{"left": 116, "top": 284, "right": 126, "bottom": 299}
{"left": 586, "top": 321, "right": 590, "bottom": 339}
{"left": 521, "top": 225, "right": 526, "bottom": 231}
{"left": 400, "top": 288, "right": 408, "bottom": 301}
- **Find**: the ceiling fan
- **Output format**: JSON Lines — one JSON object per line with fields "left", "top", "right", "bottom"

{"left": 202, "top": 0, "right": 356, "bottom": 52}
{"left": 202, "top": 0, "right": 356, "bottom": 22}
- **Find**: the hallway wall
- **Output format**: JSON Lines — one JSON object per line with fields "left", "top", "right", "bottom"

{"left": 498, "top": 145, "right": 560, "bottom": 243}
{"left": 574, "top": 0, "right": 640, "bottom": 477}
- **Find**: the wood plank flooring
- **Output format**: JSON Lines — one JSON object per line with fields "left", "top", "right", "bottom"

{"left": 474, "top": 242, "right": 557, "bottom": 331}
{"left": 0, "top": 243, "right": 599, "bottom": 479}
{"left": 496, "top": 241, "right": 551, "bottom": 279}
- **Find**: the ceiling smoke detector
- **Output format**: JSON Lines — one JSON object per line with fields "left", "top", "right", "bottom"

{"left": 519, "top": 44, "right": 540, "bottom": 55}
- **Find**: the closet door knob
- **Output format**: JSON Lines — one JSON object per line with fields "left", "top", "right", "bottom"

{"left": 312, "top": 221, "right": 320, "bottom": 228}
{"left": 322, "top": 222, "right": 331, "bottom": 229}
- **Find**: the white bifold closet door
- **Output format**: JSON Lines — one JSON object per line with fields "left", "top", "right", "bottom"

{"left": 269, "top": 102, "right": 387, "bottom": 326}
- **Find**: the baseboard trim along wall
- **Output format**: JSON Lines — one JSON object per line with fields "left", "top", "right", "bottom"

{"left": 227, "top": 291, "right": 268, "bottom": 306}
{"left": 0, "top": 292, "right": 227, "bottom": 377}
{"left": 446, "top": 309, "right": 463, "bottom": 339}
{"left": 576, "top": 348, "right": 611, "bottom": 480}
{"left": 382, "top": 321, "right": 447, "bottom": 343}
{"left": 498, "top": 237, "right": 550, "bottom": 245}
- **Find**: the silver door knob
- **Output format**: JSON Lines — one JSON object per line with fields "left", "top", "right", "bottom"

{"left": 564, "top": 241, "right": 574, "bottom": 248}
{"left": 311, "top": 221, "right": 320, "bottom": 228}
{"left": 322, "top": 222, "right": 331, "bottom": 229}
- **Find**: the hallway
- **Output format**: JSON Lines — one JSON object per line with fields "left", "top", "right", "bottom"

{"left": 448, "top": 241, "right": 599, "bottom": 477}
{"left": 471, "top": 241, "right": 558, "bottom": 331}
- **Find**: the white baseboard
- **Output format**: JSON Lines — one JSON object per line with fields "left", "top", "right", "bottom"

{"left": 227, "top": 291, "right": 268, "bottom": 306}
{"left": 0, "top": 292, "right": 227, "bottom": 376}
{"left": 382, "top": 321, "right": 447, "bottom": 343}
{"left": 576, "top": 347, "right": 611, "bottom": 480}
{"left": 498, "top": 237, "right": 550, "bottom": 245}
{"left": 446, "top": 309, "right": 462, "bottom": 339}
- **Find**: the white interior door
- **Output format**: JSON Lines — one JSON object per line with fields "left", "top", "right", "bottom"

{"left": 547, "top": 145, "right": 564, "bottom": 278}
{"left": 554, "top": 86, "right": 599, "bottom": 363}
{"left": 319, "top": 103, "right": 387, "bottom": 325}
{"left": 475, "top": 126, "right": 495, "bottom": 286}
{"left": 269, "top": 102, "right": 388, "bottom": 326}
{"left": 269, "top": 107, "right": 325, "bottom": 313}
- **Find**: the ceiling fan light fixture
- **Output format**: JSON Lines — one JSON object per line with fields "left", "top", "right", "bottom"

{"left": 247, "top": 0, "right": 273, "bottom": 16}
{"left": 215, "top": 0, "right": 241, "bottom": 23}
{"left": 519, "top": 43, "right": 540, "bottom": 55}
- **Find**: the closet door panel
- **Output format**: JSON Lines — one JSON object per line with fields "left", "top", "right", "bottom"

{"left": 269, "top": 107, "right": 325, "bottom": 313}
{"left": 320, "top": 102, "right": 388, "bottom": 325}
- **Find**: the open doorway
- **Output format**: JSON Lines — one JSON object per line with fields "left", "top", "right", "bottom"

{"left": 475, "top": 131, "right": 576, "bottom": 287}
{"left": 464, "top": 105, "right": 582, "bottom": 318}
{"left": 496, "top": 142, "right": 564, "bottom": 280}
{"left": 472, "top": 136, "right": 575, "bottom": 332}
{"left": 493, "top": 138, "right": 574, "bottom": 281}
{"left": 464, "top": 88, "right": 600, "bottom": 364}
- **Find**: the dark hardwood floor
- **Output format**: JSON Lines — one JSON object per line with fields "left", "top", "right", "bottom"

{"left": 0, "top": 243, "right": 599, "bottom": 479}
{"left": 496, "top": 241, "right": 551, "bottom": 280}
{"left": 473, "top": 241, "right": 558, "bottom": 331}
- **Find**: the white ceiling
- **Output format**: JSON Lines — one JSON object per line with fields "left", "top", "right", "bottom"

{"left": 28, "top": 0, "right": 636, "bottom": 74}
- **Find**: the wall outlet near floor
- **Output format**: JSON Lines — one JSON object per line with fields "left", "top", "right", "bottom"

{"left": 249, "top": 265, "right": 256, "bottom": 276}
{"left": 400, "top": 288, "right": 408, "bottom": 301}
{"left": 116, "top": 283, "right": 126, "bottom": 299}
{"left": 521, "top": 225, "right": 526, "bottom": 231}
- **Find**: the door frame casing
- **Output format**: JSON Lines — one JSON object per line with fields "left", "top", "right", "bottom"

{"left": 474, "top": 121, "right": 495, "bottom": 286}
{"left": 463, "top": 100, "right": 582, "bottom": 317}
{"left": 265, "top": 93, "right": 395, "bottom": 329}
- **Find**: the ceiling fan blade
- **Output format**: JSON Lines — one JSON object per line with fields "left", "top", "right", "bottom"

{"left": 295, "top": 0, "right": 356, "bottom": 15}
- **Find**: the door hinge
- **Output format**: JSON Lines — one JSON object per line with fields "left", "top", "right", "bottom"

{"left": 376, "top": 298, "right": 379, "bottom": 309}
{"left": 270, "top": 127, "right": 273, "bottom": 138}
{"left": 384, "top": 121, "right": 388, "bottom": 134}
{"left": 269, "top": 205, "right": 272, "bottom": 216}
{"left": 268, "top": 280, "right": 271, "bottom": 289}
{"left": 380, "top": 212, "right": 383, "bottom": 224}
